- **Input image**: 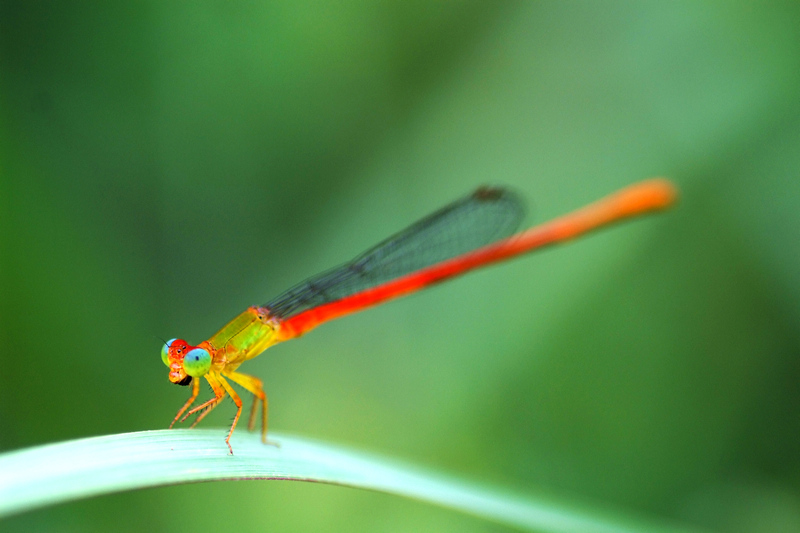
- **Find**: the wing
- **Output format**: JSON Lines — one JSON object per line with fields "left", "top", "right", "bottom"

{"left": 264, "top": 187, "right": 525, "bottom": 320}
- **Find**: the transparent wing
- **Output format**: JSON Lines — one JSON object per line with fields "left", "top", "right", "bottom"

{"left": 264, "top": 187, "right": 525, "bottom": 319}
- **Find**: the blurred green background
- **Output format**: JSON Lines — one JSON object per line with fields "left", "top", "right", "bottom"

{"left": 2, "top": 1, "right": 800, "bottom": 532}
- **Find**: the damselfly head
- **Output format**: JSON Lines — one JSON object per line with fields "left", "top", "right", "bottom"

{"left": 161, "top": 338, "right": 192, "bottom": 385}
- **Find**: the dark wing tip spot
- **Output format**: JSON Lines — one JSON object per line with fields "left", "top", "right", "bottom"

{"left": 473, "top": 186, "right": 505, "bottom": 201}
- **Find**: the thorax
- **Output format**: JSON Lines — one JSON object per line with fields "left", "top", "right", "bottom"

{"left": 203, "top": 306, "right": 280, "bottom": 368}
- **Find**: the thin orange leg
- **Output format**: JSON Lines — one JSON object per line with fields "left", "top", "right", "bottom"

{"left": 224, "top": 370, "right": 273, "bottom": 445}
{"left": 248, "top": 395, "right": 259, "bottom": 431}
{"left": 222, "top": 371, "right": 265, "bottom": 432}
{"left": 188, "top": 398, "right": 221, "bottom": 428}
{"left": 182, "top": 373, "right": 226, "bottom": 425}
{"left": 217, "top": 374, "right": 243, "bottom": 455}
{"left": 170, "top": 377, "right": 200, "bottom": 428}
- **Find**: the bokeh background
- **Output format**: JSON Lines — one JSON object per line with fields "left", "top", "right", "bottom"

{"left": 2, "top": 2, "right": 800, "bottom": 532}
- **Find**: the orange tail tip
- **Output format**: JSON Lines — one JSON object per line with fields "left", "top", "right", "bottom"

{"left": 617, "top": 178, "right": 679, "bottom": 214}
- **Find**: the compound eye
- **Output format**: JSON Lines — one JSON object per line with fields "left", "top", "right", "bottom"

{"left": 161, "top": 338, "right": 178, "bottom": 366}
{"left": 183, "top": 347, "right": 211, "bottom": 377}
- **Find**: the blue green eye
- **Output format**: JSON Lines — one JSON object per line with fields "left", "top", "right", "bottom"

{"left": 183, "top": 347, "right": 211, "bottom": 377}
{"left": 161, "top": 338, "right": 178, "bottom": 366}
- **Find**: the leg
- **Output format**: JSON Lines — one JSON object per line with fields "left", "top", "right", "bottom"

{"left": 170, "top": 377, "right": 200, "bottom": 428}
{"left": 224, "top": 370, "right": 271, "bottom": 445}
{"left": 248, "top": 395, "right": 259, "bottom": 431}
{"left": 182, "top": 373, "right": 226, "bottom": 426}
{"left": 222, "top": 371, "right": 266, "bottom": 433}
{"left": 216, "top": 374, "right": 243, "bottom": 455}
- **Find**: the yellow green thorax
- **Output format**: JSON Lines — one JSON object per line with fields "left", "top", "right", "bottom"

{"left": 204, "top": 306, "right": 280, "bottom": 369}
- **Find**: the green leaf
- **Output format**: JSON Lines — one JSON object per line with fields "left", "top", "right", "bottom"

{"left": 0, "top": 429, "right": 698, "bottom": 532}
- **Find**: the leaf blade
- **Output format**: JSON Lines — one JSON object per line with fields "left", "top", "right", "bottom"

{"left": 0, "top": 430, "right": 697, "bottom": 532}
